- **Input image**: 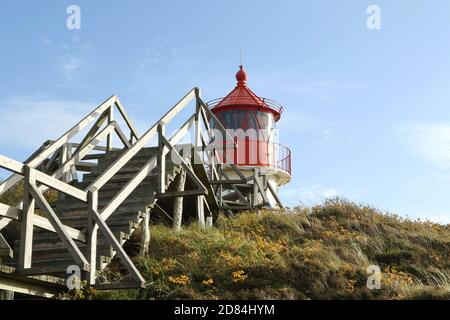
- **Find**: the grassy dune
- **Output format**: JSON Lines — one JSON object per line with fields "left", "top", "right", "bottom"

{"left": 94, "top": 199, "right": 450, "bottom": 300}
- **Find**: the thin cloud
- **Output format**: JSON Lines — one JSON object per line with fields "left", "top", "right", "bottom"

{"left": 0, "top": 97, "right": 93, "bottom": 151}
{"left": 398, "top": 122, "right": 450, "bottom": 168}
{"left": 280, "top": 184, "right": 339, "bottom": 206}
{"left": 63, "top": 56, "right": 83, "bottom": 80}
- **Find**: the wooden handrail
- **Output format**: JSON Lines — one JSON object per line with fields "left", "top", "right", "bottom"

{"left": 88, "top": 88, "right": 197, "bottom": 192}
{"left": 0, "top": 95, "right": 140, "bottom": 196}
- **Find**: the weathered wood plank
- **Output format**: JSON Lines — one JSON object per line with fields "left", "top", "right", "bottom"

{"left": 18, "top": 166, "right": 35, "bottom": 270}
{"left": 0, "top": 203, "right": 20, "bottom": 220}
{"left": 33, "top": 170, "right": 87, "bottom": 202}
{"left": 100, "top": 157, "right": 157, "bottom": 221}
{"left": 91, "top": 208, "right": 145, "bottom": 286}
{"left": 30, "top": 183, "right": 89, "bottom": 268}
{"left": 89, "top": 88, "right": 196, "bottom": 191}
{"left": 114, "top": 97, "right": 139, "bottom": 141}
{"left": 0, "top": 233, "right": 13, "bottom": 259}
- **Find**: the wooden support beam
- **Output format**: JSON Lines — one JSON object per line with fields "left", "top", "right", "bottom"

{"left": 197, "top": 195, "right": 206, "bottom": 228}
{"left": 89, "top": 89, "right": 196, "bottom": 191}
{"left": 254, "top": 169, "right": 270, "bottom": 205}
{"left": 0, "top": 233, "right": 13, "bottom": 259}
{"left": 73, "top": 108, "right": 110, "bottom": 156}
{"left": 0, "top": 276, "right": 59, "bottom": 299}
{"left": 29, "top": 182, "right": 89, "bottom": 269}
{"left": 140, "top": 207, "right": 151, "bottom": 256}
{"left": 18, "top": 166, "right": 35, "bottom": 270}
{"left": 0, "top": 203, "right": 85, "bottom": 242}
{"left": 100, "top": 157, "right": 157, "bottom": 221}
{"left": 153, "top": 203, "right": 173, "bottom": 221}
{"left": 267, "top": 181, "right": 284, "bottom": 209}
{"left": 206, "top": 216, "right": 213, "bottom": 228}
{"left": 34, "top": 170, "right": 87, "bottom": 202}
{"left": 0, "top": 203, "right": 20, "bottom": 221}
{"left": 87, "top": 190, "right": 98, "bottom": 285}
{"left": 172, "top": 169, "right": 186, "bottom": 231}
{"left": 107, "top": 106, "right": 114, "bottom": 152}
{"left": 112, "top": 122, "right": 132, "bottom": 149}
{"left": 157, "top": 122, "right": 167, "bottom": 194}
{"left": 198, "top": 98, "right": 237, "bottom": 148}
{"left": 161, "top": 136, "right": 208, "bottom": 194}
{"left": 114, "top": 97, "right": 140, "bottom": 142}
{"left": 156, "top": 190, "right": 206, "bottom": 198}
{"left": 91, "top": 208, "right": 145, "bottom": 287}
{"left": 222, "top": 171, "right": 251, "bottom": 208}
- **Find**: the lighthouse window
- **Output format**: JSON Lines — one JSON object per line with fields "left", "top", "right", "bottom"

{"left": 212, "top": 110, "right": 275, "bottom": 139}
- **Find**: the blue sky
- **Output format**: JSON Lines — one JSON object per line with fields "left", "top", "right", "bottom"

{"left": 0, "top": 1, "right": 449, "bottom": 223}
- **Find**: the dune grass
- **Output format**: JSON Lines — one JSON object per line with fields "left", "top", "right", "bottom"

{"left": 92, "top": 199, "right": 450, "bottom": 300}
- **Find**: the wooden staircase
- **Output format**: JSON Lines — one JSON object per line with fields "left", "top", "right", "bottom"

{"left": 0, "top": 89, "right": 284, "bottom": 297}
{"left": 7, "top": 147, "right": 183, "bottom": 281}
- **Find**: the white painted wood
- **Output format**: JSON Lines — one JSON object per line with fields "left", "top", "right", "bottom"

{"left": 0, "top": 203, "right": 85, "bottom": 242}
{"left": 157, "top": 122, "right": 167, "bottom": 194}
{"left": 206, "top": 216, "right": 213, "bottom": 228}
{"left": 33, "top": 171, "right": 87, "bottom": 202}
{"left": 87, "top": 190, "right": 99, "bottom": 285}
{"left": 0, "top": 95, "right": 115, "bottom": 200}
{"left": 18, "top": 166, "right": 35, "bottom": 270}
{"left": 107, "top": 106, "right": 114, "bottom": 152}
{"left": 172, "top": 169, "right": 186, "bottom": 231}
{"left": 113, "top": 122, "right": 132, "bottom": 149}
{"left": 114, "top": 97, "right": 139, "bottom": 141}
{"left": 89, "top": 88, "right": 196, "bottom": 191}
{"left": 33, "top": 215, "right": 86, "bottom": 243}
{"left": 161, "top": 136, "right": 207, "bottom": 193}
{"left": 0, "top": 155, "right": 25, "bottom": 175}
{"left": 29, "top": 182, "right": 89, "bottom": 268}
{"left": 100, "top": 157, "right": 157, "bottom": 221}
{"left": 91, "top": 208, "right": 145, "bottom": 286}
{"left": 0, "top": 233, "right": 13, "bottom": 259}
{"left": 0, "top": 290, "right": 14, "bottom": 300}
{"left": 140, "top": 208, "right": 150, "bottom": 256}
{"left": 170, "top": 114, "right": 195, "bottom": 147}
{"left": 197, "top": 196, "right": 206, "bottom": 228}
{"left": 0, "top": 203, "right": 20, "bottom": 220}
{"left": 73, "top": 108, "right": 110, "bottom": 156}
{"left": 0, "top": 277, "right": 56, "bottom": 298}
{"left": 199, "top": 99, "right": 236, "bottom": 147}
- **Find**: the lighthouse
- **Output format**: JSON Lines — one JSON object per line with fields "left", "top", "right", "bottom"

{"left": 207, "top": 66, "right": 292, "bottom": 207}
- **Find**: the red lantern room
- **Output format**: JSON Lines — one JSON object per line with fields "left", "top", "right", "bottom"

{"left": 207, "top": 66, "right": 291, "bottom": 178}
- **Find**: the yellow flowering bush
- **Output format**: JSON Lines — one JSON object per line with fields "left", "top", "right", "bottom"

{"left": 201, "top": 278, "right": 214, "bottom": 286}
{"left": 231, "top": 270, "right": 248, "bottom": 283}
{"left": 168, "top": 275, "right": 190, "bottom": 286}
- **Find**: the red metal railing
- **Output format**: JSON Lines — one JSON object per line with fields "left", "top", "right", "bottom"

{"left": 273, "top": 141, "right": 292, "bottom": 175}
{"left": 216, "top": 139, "right": 292, "bottom": 175}
{"left": 207, "top": 97, "right": 284, "bottom": 115}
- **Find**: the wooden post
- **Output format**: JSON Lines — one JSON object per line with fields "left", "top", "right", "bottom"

{"left": 196, "top": 196, "right": 206, "bottom": 228}
{"left": 172, "top": 169, "right": 187, "bottom": 231}
{"left": 206, "top": 216, "right": 213, "bottom": 228}
{"left": 157, "top": 122, "right": 166, "bottom": 194}
{"left": 59, "top": 144, "right": 69, "bottom": 200}
{"left": 87, "top": 190, "right": 98, "bottom": 286}
{"left": 140, "top": 208, "right": 151, "bottom": 256}
{"left": 107, "top": 106, "right": 114, "bottom": 153}
{"left": 194, "top": 89, "right": 206, "bottom": 228}
{"left": 252, "top": 168, "right": 259, "bottom": 208}
{"left": 0, "top": 290, "right": 14, "bottom": 300}
{"left": 18, "top": 166, "right": 35, "bottom": 271}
